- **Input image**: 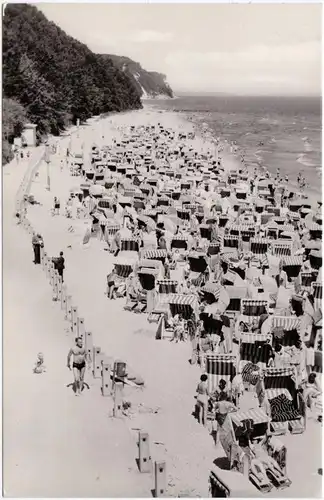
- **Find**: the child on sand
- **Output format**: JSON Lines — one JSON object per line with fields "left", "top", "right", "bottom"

{"left": 33, "top": 353, "right": 46, "bottom": 374}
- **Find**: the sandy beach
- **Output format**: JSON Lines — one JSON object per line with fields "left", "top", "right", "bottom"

{"left": 3, "top": 106, "right": 322, "bottom": 498}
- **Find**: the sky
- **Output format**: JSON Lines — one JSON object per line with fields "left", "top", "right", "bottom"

{"left": 37, "top": 3, "right": 322, "bottom": 96}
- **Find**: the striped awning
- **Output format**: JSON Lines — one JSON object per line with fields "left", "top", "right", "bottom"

{"left": 272, "top": 316, "right": 301, "bottom": 330}
{"left": 240, "top": 333, "right": 269, "bottom": 344}
{"left": 263, "top": 367, "right": 295, "bottom": 378}
{"left": 202, "top": 282, "right": 222, "bottom": 299}
{"left": 168, "top": 294, "right": 197, "bottom": 307}
{"left": 231, "top": 408, "right": 270, "bottom": 427}
{"left": 157, "top": 279, "right": 178, "bottom": 286}
{"left": 143, "top": 249, "right": 167, "bottom": 260}
{"left": 251, "top": 238, "right": 271, "bottom": 245}
{"left": 281, "top": 256, "right": 303, "bottom": 267}
{"left": 172, "top": 236, "right": 188, "bottom": 241}
{"left": 138, "top": 267, "right": 159, "bottom": 277}
{"left": 309, "top": 223, "right": 322, "bottom": 232}
{"left": 278, "top": 225, "right": 295, "bottom": 233}
{"left": 230, "top": 224, "right": 255, "bottom": 232}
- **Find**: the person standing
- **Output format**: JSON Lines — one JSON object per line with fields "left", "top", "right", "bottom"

{"left": 196, "top": 374, "right": 210, "bottom": 426}
{"left": 32, "top": 233, "right": 43, "bottom": 264}
{"left": 55, "top": 251, "right": 65, "bottom": 283}
{"left": 67, "top": 337, "right": 89, "bottom": 396}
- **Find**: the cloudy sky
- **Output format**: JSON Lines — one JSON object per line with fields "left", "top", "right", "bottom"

{"left": 37, "top": 3, "right": 321, "bottom": 95}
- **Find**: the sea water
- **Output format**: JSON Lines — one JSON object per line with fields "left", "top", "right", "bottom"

{"left": 152, "top": 95, "right": 322, "bottom": 197}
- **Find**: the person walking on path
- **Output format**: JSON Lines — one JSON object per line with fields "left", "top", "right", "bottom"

{"left": 67, "top": 337, "right": 89, "bottom": 396}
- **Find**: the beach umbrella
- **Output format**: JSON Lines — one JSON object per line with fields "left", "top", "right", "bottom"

{"left": 137, "top": 214, "right": 156, "bottom": 232}
{"left": 89, "top": 184, "right": 105, "bottom": 196}
{"left": 259, "top": 276, "right": 278, "bottom": 294}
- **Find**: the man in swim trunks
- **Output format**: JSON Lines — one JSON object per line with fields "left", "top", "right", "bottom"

{"left": 67, "top": 337, "right": 89, "bottom": 396}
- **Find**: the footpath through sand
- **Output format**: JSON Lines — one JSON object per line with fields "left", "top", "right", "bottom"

{"left": 3, "top": 136, "right": 152, "bottom": 497}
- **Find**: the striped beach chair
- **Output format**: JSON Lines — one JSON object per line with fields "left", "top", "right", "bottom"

{"left": 222, "top": 235, "right": 240, "bottom": 253}
{"left": 271, "top": 240, "right": 292, "bottom": 257}
{"left": 225, "top": 286, "right": 248, "bottom": 316}
{"left": 239, "top": 333, "right": 271, "bottom": 373}
{"left": 270, "top": 315, "right": 301, "bottom": 347}
{"left": 168, "top": 293, "right": 198, "bottom": 320}
{"left": 205, "top": 353, "right": 237, "bottom": 393}
{"left": 120, "top": 237, "right": 140, "bottom": 253}
{"left": 311, "top": 282, "right": 323, "bottom": 312}
{"left": 141, "top": 249, "right": 168, "bottom": 263}
{"left": 171, "top": 235, "right": 188, "bottom": 250}
{"left": 250, "top": 238, "right": 271, "bottom": 257}
{"left": 256, "top": 367, "right": 305, "bottom": 435}
{"left": 241, "top": 299, "right": 269, "bottom": 324}
{"left": 280, "top": 256, "right": 303, "bottom": 281}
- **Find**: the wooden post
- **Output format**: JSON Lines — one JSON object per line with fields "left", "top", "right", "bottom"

{"left": 57, "top": 276, "right": 62, "bottom": 301}
{"left": 93, "top": 347, "right": 102, "bottom": 378}
{"left": 154, "top": 461, "right": 166, "bottom": 497}
{"left": 40, "top": 246, "right": 44, "bottom": 265}
{"left": 101, "top": 357, "right": 113, "bottom": 396}
{"left": 52, "top": 274, "right": 58, "bottom": 301}
{"left": 61, "top": 285, "right": 67, "bottom": 310}
{"left": 77, "top": 317, "right": 85, "bottom": 339}
{"left": 42, "top": 252, "right": 48, "bottom": 271}
{"left": 138, "top": 431, "right": 151, "bottom": 473}
{"left": 113, "top": 381, "right": 123, "bottom": 417}
{"left": 85, "top": 332, "right": 93, "bottom": 362}
{"left": 71, "top": 307, "right": 78, "bottom": 335}
{"left": 50, "top": 263, "right": 55, "bottom": 286}
{"left": 65, "top": 295, "right": 72, "bottom": 321}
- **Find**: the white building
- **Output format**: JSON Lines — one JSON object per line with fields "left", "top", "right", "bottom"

{"left": 22, "top": 123, "right": 37, "bottom": 147}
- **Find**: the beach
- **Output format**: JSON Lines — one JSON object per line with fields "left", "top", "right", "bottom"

{"left": 3, "top": 105, "right": 322, "bottom": 498}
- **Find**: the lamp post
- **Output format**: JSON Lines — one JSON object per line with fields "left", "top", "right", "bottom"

{"left": 45, "top": 143, "right": 51, "bottom": 191}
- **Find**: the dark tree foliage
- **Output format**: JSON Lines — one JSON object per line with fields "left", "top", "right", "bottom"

{"left": 2, "top": 4, "right": 142, "bottom": 146}
{"left": 2, "top": 97, "right": 27, "bottom": 164}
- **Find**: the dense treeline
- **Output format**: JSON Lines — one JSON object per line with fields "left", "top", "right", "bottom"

{"left": 2, "top": 98, "right": 27, "bottom": 163}
{"left": 2, "top": 4, "right": 142, "bottom": 163}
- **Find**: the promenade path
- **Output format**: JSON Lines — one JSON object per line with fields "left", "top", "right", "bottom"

{"left": 3, "top": 140, "right": 151, "bottom": 497}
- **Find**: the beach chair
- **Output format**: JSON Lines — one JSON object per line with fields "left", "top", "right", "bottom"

{"left": 270, "top": 315, "right": 301, "bottom": 347}
{"left": 311, "top": 282, "right": 323, "bottom": 312}
{"left": 209, "top": 466, "right": 259, "bottom": 498}
{"left": 205, "top": 353, "right": 236, "bottom": 393}
{"left": 239, "top": 333, "right": 271, "bottom": 376}
{"left": 207, "top": 242, "right": 221, "bottom": 256}
{"left": 250, "top": 238, "right": 270, "bottom": 257}
{"left": 222, "top": 235, "right": 240, "bottom": 253}
{"left": 188, "top": 251, "right": 209, "bottom": 287}
{"left": 271, "top": 240, "right": 292, "bottom": 257}
{"left": 120, "top": 237, "right": 140, "bottom": 253}
{"left": 309, "top": 222, "right": 322, "bottom": 240}
{"left": 240, "top": 299, "right": 269, "bottom": 327}
{"left": 199, "top": 224, "right": 212, "bottom": 241}
{"left": 225, "top": 286, "right": 248, "bottom": 317}
{"left": 171, "top": 236, "right": 188, "bottom": 251}
{"left": 280, "top": 256, "right": 303, "bottom": 282}
{"left": 256, "top": 367, "right": 305, "bottom": 436}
